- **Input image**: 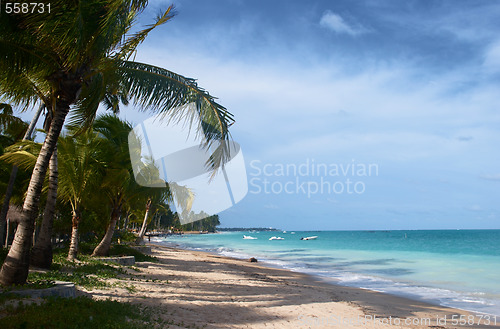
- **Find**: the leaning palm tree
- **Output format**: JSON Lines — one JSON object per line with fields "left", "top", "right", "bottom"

{"left": 57, "top": 131, "right": 105, "bottom": 260}
{"left": 91, "top": 114, "right": 138, "bottom": 256}
{"left": 0, "top": 130, "right": 103, "bottom": 261}
{"left": 30, "top": 110, "right": 57, "bottom": 268}
{"left": 131, "top": 156, "right": 171, "bottom": 242}
{"left": 91, "top": 166, "right": 134, "bottom": 256}
{"left": 30, "top": 147, "right": 58, "bottom": 268}
{"left": 0, "top": 103, "right": 31, "bottom": 246}
{"left": 0, "top": 102, "right": 44, "bottom": 247}
{"left": 0, "top": 0, "right": 233, "bottom": 286}
{"left": 0, "top": 123, "right": 59, "bottom": 269}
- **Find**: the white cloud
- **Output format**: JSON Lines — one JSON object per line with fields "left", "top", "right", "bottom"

{"left": 480, "top": 174, "right": 500, "bottom": 181}
{"left": 134, "top": 44, "right": 500, "bottom": 166}
{"left": 466, "top": 205, "right": 483, "bottom": 212}
{"left": 121, "top": 2, "right": 500, "bottom": 229}
{"left": 483, "top": 40, "right": 500, "bottom": 73}
{"left": 319, "top": 11, "right": 366, "bottom": 36}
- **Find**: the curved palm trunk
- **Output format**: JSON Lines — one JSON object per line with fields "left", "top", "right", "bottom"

{"left": 136, "top": 198, "right": 152, "bottom": 243}
{"left": 0, "top": 104, "right": 44, "bottom": 246}
{"left": 0, "top": 101, "right": 71, "bottom": 286}
{"left": 30, "top": 147, "right": 58, "bottom": 269}
{"left": 67, "top": 210, "right": 80, "bottom": 261}
{"left": 92, "top": 203, "right": 121, "bottom": 257}
{"left": 138, "top": 199, "right": 152, "bottom": 238}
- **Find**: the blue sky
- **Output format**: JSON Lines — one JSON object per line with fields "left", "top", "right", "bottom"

{"left": 21, "top": 0, "right": 500, "bottom": 230}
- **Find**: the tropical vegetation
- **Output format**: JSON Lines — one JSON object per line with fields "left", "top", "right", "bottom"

{"left": 0, "top": 0, "right": 234, "bottom": 287}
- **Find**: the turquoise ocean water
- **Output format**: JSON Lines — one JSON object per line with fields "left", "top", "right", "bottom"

{"left": 153, "top": 229, "right": 500, "bottom": 316}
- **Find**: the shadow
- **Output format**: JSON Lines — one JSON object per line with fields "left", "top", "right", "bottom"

{"left": 81, "top": 245, "right": 500, "bottom": 329}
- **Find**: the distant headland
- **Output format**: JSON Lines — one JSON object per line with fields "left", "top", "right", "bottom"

{"left": 217, "top": 227, "right": 280, "bottom": 232}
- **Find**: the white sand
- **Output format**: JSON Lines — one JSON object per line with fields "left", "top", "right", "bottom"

{"left": 84, "top": 245, "right": 499, "bottom": 329}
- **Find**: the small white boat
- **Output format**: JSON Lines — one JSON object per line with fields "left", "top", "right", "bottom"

{"left": 269, "top": 236, "right": 285, "bottom": 240}
{"left": 300, "top": 236, "right": 318, "bottom": 240}
{"left": 243, "top": 235, "right": 257, "bottom": 240}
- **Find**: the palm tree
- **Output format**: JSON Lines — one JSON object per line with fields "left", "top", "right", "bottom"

{"left": 0, "top": 0, "right": 233, "bottom": 286}
{"left": 91, "top": 114, "right": 137, "bottom": 256}
{"left": 29, "top": 148, "right": 58, "bottom": 268}
{"left": 0, "top": 111, "right": 59, "bottom": 269}
{"left": 0, "top": 104, "right": 30, "bottom": 246}
{"left": 130, "top": 156, "right": 171, "bottom": 242}
{"left": 0, "top": 130, "right": 103, "bottom": 261}
{"left": 0, "top": 104, "right": 27, "bottom": 142}
{"left": 57, "top": 131, "right": 105, "bottom": 261}
{"left": 0, "top": 103, "right": 44, "bottom": 247}
{"left": 30, "top": 112, "right": 58, "bottom": 268}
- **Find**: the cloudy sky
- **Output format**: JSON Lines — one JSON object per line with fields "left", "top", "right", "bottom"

{"left": 130, "top": 0, "right": 500, "bottom": 230}
{"left": 23, "top": 0, "right": 500, "bottom": 230}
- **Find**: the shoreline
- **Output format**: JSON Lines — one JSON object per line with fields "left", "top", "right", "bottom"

{"left": 85, "top": 244, "right": 498, "bottom": 328}
{"left": 154, "top": 230, "right": 500, "bottom": 317}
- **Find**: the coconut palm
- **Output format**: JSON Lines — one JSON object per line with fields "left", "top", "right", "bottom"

{"left": 29, "top": 148, "right": 58, "bottom": 268}
{"left": 0, "top": 104, "right": 27, "bottom": 142}
{"left": 0, "top": 130, "right": 104, "bottom": 261}
{"left": 1, "top": 111, "right": 59, "bottom": 269}
{"left": 0, "top": 0, "right": 233, "bottom": 286}
{"left": 0, "top": 104, "right": 30, "bottom": 246}
{"left": 57, "top": 131, "right": 106, "bottom": 260}
{"left": 90, "top": 114, "right": 137, "bottom": 256}
{"left": 0, "top": 103, "right": 44, "bottom": 247}
{"left": 130, "top": 156, "right": 171, "bottom": 242}
{"left": 2, "top": 142, "right": 60, "bottom": 269}
{"left": 30, "top": 111, "right": 58, "bottom": 268}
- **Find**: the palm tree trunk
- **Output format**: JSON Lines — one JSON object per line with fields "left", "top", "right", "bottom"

{"left": 92, "top": 203, "right": 121, "bottom": 257}
{"left": 136, "top": 199, "right": 151, "bottom": 244}
{"left": 123, "top": 211, "right": 130, "bottom": 230}
{"left": 4, "top": 218, "right": 11, "bottom": 248}
{"left": 67, "top": 210, "right": 80, "bottom": 261}
{"left": 30, "top": 147, "right": 58, "bottom": 269}
{"left": 0, "top": 104, "right": 70, "bottom": 286}
{"left": 0, "top": 103, "right": 44, "bottom": 246}
{"left": 138, "top": 199, "right": 152, "bottom": 239}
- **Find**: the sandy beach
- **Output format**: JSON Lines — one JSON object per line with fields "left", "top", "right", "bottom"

{"left": 82, "top": 244, "right": 499, "bottom": 329}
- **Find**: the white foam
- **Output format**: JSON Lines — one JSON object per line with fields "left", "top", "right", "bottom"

{"left": 151, "top": 236, "right": 500, "bottom": 316}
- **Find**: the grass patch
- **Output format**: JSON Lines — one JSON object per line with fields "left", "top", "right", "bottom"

{"left": 0, "top": 292, "right": 22, "bottom": 306}
{"left": 1, "top": 242, "right": 156, "bottom": 292}
{"left": 0, "top": 245, "right": 183, "bottom": 328}
{"left": 24, "top": 248, "right": 130, "bottom": 291}
{"left": 0, "top": 296, "right": 165, "bottom": 329}
{"left": 29, "top": 270, "right": 109, "bottom": 290}
{"left": 7, "top": 279, "right": 56, "bottom": 291}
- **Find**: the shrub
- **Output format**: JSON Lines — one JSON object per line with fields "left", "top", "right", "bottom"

{"left": 0, "top": 296, "right": 159, "bottom": 328}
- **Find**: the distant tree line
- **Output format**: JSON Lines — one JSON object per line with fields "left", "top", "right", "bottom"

{"left": 155, "top": 210, "right": 220, "bottom": 233}
{"left": 217, "top": 227, "right": 280, "bottom": 232}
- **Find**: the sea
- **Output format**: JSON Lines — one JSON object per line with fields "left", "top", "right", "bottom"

{"left": 152, "top": 229, "right": 500, "bottom": 316}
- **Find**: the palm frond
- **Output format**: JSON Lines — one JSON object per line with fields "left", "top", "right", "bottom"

{"left": 116, "top": 61, "right": 234, "bottom": 167}
{"left": 57, "top": 131, "right": 106, "bottom": 210}
{"left": 68, "top": 59, "right": 129, "bottom": 132}
{"left": 0, "top": 140, "right": 41, "bottom": 171}
{"left": 118, "top": 5, "right": 176, "bottom": 60}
